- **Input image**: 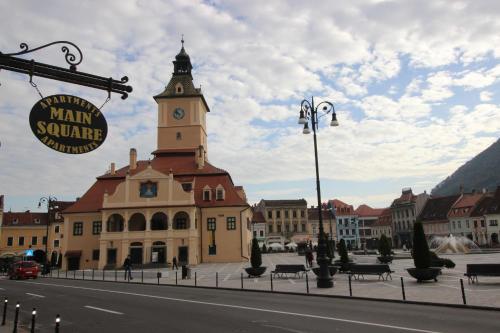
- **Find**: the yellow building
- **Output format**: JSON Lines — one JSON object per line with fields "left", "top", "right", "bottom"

{"left": 62, "top": 43, "right": 252, "bottom": 270}
{"left": 0, "top": 200, "right": 73, "bottom": 266}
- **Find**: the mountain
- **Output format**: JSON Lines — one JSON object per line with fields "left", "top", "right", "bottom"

{"left": 431, "top": 138, "right": 500, "bottom": 196}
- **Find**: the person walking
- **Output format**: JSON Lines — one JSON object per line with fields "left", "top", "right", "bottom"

{"left": 123, "top": 255, "right": 133, "bottom": 280}
{"left": 172, "top": 256, "right": 178, "bottom": 270}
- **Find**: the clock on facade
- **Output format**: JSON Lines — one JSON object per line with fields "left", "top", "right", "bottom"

{"left": 173, "top": 107, "right": 185, "bottom": 120}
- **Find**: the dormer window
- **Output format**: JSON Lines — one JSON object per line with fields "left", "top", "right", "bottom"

{"left": 175, "top": 83, "right": 184, "bottom": 94}
{"left": 12, "top": 218, "right": 19, "bottom": 224}
{"left": 34, "top": 218, "right": 41, "bottom": 224}
{"left": 216, "top": 185, "right": 225, "bottom": 201}
{"left": 182, "top": 183, "right": 192, "bottom": 192}
{"left": 203, "top": 185, "right": 211, "bottom": 201}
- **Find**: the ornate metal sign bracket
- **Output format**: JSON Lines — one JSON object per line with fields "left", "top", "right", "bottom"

{"left": 0, "top": 41, "right": 132, "bottom": 99}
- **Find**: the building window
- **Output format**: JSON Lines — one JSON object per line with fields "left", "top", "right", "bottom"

{"left": 490, "top": 220, "right": 498, "bottom": 226}
{"left": 182, "top": 183, "right": 192, "bottom": 192}
{"left": 12, "top": 218, "right": 19, "bottom": 225}
{"left": 207, "top": 218, "right": 216, "bottom": 231}
{"left": 268, "top": 224, "right": 273, "bottom": 233}
{"left": 300, "top": 210, "right": 305, "bottom": 218}
{"left": 7, "top": 237, "right": 13, "bottom": 246}
{"left": 285, "top": 211, "right": 289, "bottom": 218}
{"left": 203, "top": 190, "right": 211, "bottom": 201}
{"left": 208, "top": 245, "right": 216, "bottom": 255}
{"left": 92, "top": 221, "right": 102, "bottom": 235}
{"left": 227, "top": 217, "right": 236, "bottom": 230}
{"left": 92, "top": 249, "right": 100, "bottom": 261}
{"left": 466, "top": 220, "right": 470, "bottom": 228}
{"left": 452, "top": 221, "right": 456, "bottom": 229}
{"left": 216, "top": 188, "right": 224, "bottom": 200}
{"left": 19, "top": 237, "right": 24, "bottom": 246}
{"left": 260, "top": 230, "right": 264, "bottom": 237}
{"left": 34, "top": 218, "right": 41, "bottom": 224}
{"left": 31, "top": 236, "right": 37, "bottom": 245}
{"left": 53, "top": 239, "right": 60, "bottom": 248}
{"left": 293, "top": 210, "right": 297, "bottom": 218}
{"left": 276, "top": 211, "right": 281, "bottom": 218}
{"left": 73, "top": 222, "right": 83, "bottom": 236}
{"left": 277, "top": 224, "right": 282, "bottom": 233}
{"left": 176, "top": 132, "right": 182, "bottom": 140}
{"left": 346, "top": 229, "right": 350, "bottom": 236}
{"left": 481, "top": 220, "right": 485, "bottom": 228}
{"left": 253, "top": 230, "right": 257, "bottom": 238}
{"left": 42, "top": 236, "right": 47, "bottom": 245}
{"left": 458, "top": 221, "right": 461, "bottom": 228}
{"left": 293, "top": 224, "right": 298, "bottom": 232}
{"left": 55, "top": 225, "right": 60, "bottom": 233}
{"left": 267, "top": 211, "right": 272, "bottom": 219}
{"left": 339, "top": 230, "right": 343, "bottom": 236}
{"left": 285, "top": 224, "right": 290, "bottom": 232}
{"left": 301, "top": 223, "right": 306, "bottom": 232}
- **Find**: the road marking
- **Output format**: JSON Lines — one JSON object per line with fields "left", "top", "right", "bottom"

{"left": 19, "top": 281, "right": 442, "bottom": 333}
{"left": 223, "top": 274, "right": 231, "bottom": 281}
{"left": 288, "top": 279, "right": 296, "bottom": 285}
{"left": 84, "top": 305, "right": 123, "bottom": 315}
{"left": 26, "top": 293, "right": 45, "bottom": 298}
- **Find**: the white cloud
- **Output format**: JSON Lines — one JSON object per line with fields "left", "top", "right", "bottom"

{"left": 480, "top": 91, "right": 493, "bottom": 102}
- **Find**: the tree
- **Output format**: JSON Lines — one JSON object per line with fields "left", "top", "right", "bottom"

{"left": 250, "top": 238, "right": 262, "bottom": 269}
{"left": 412, "top": 222, "right": 431, "bottom": 269}
{"left": 337, "top": 239, "right": 349, "bottom": 264}
{"left": 261, "top": 244, "right": 267, "bottom": 253}
{"left": 378, "top": 234, "right": 392, "bottom": 257}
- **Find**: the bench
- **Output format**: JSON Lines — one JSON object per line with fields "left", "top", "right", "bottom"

{"left": 271, "top": 264, "right": 309, "bottom": 278}
{"left": 348, "top": 264, "right": 394, "bottom": 281}
{"left": 464, "top": 264, "right": 500, "bottom": 284}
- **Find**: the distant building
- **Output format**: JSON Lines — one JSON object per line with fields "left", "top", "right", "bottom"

{"left": 256, "top": 199, "right": 308, "bottom": 245}
{"left": 417, "top": 194, "right": 460, "bottom": 239}
{"left": 307, "top": 206, "right": 336, "bottom": 244}
{"left": 448, "top": 191, "right": 485, "bottom": 240}
{"left": 354, "top": 204, "right": 385, "bottom": 250}
{"left": 251, "top": 209, "right": 267, "bottom": 246}
{"left": 372, "top": 207, "right": 393, "bottom": 246}
{"left": 470, "top": 187, "right": 500, "bottom": 246}
{"left": 330, "top": 199, "right": 359, "bottom": 249}
{"left": 390, "top": 188, "right": 429, "bottom": 248}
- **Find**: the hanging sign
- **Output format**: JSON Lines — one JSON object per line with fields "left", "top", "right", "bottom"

{"left": 29, "top": 94, "right": 107, "bottom": 154}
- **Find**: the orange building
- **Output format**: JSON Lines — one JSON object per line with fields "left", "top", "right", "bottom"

{"left": 61, "top": 42, "right": 252, "bottom": 270}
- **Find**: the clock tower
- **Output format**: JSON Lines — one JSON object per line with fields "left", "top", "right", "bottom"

{"left": 153, "top": 40, "right": 210, "bottom": 155}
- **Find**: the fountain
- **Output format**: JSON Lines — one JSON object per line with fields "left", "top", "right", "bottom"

{"left": 429, "top": 234, "right": 480, "bottom": 254}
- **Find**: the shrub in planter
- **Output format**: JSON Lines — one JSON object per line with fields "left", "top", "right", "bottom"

{"left": 378, "top": 234, "right": 392, "bottom": 257}
{"left": 245, "top": 238, "right": 266, "bottom": 277}
{"left": 337, "top": 239, "right": 349, "bottom": 264}
{"left": 407, "top": 222, "right": 441, "bottom": 282}
{"left": 262, "top": 244, "right": 267, "bottom": 253}
{"left": 412, "top": 222, "right": 431, "bottom": 269}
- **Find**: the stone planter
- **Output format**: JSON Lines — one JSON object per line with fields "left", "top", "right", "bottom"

{"left": 377, "top": 256, "right": 393, "bottom": 264}
{"left": 312, "top": 266, "right": 337, "bottom": 277}
{"left": 244, "top": 266, "right": 267, "bottom": 277}
{"left": 407, "top": 267, "right": 442, "bottom": 282}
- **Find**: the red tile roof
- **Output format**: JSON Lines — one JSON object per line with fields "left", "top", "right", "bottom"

{"left": 64, "top": 152, "right": 248, "bottom": 214}
{"left": 448, "top": 193, "right": 484, "bottom": 218}
{"left": 251, "top": 211, "right": 266, "bottom": 223}
{"left": 391, "top": 189, "right": 417, "bottom": 207}
{"left": 354, "top": 204, "right": 385, "bottom": 217}
{"left": 2, "top": 212, "right": 48, "bottom": 226}
{"left": 307, "top": 207, "right": 334, "bottom": 220}
{"left": 418, "top": 195, "right": 460, "bottom": 223}
{"left": 329, "top": 199, "right": 354, "bottom": 215}
{"left": 373, "top": 208, "right": 392, "bottom": 226}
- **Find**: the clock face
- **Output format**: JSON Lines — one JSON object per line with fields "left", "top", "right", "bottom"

{"left": 173, "top": 107, "right": 185, "bottom": 120}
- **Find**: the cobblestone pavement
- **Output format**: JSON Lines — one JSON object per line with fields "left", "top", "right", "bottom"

{"left": 39, "top": 251, "right": 500, "bottom": 308}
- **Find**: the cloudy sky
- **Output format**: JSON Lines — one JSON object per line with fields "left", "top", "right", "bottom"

{"left": 1, "top": 0, "right": 500, "bottom": 212}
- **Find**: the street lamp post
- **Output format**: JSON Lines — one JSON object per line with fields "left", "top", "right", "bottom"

{"left": 298, "top": 96, "right": 338, "bottom": 288}
{"left": 38, "top": 196, "right": 57, "bottom": 266}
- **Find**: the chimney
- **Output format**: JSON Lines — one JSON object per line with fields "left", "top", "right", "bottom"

{"left": 110, "top": 163, "right": 116, "bottom": 175}
{"left": 459, "top": 184, "right": 464, "bottom": 194}
{"left": 197, "top": 145, "right": 205, "bottom": 169}
{"left": 130, "top": 148, "right": 137, "bottom": 170}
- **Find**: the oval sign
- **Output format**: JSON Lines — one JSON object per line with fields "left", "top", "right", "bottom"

{"left": 29, "top": 94, "right": 107, "bottom": 154}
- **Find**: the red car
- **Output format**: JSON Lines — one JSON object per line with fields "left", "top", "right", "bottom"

{"left": 8, "top": 261, "right": 40, "bottom": 280}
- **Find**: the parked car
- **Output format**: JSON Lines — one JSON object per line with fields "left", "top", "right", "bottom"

{"left": 8, "top": 261, "right": 40, "bottom": 280}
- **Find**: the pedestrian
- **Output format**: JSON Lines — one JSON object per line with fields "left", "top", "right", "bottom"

{"left": 305, "top": 250, "right": 310, "bottom": 267}
{"left": 123, "top": 255, "right": 133, "bottom": 280}
{"left": 172, "top": 256, "right": 178, "bottom": 270}
{"left": 307, "top": 251, "right": 314, "bottom": 268}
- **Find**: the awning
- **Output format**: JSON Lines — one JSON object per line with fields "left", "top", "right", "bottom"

{"left": 64, "top": 250, "right": 82, "bottom": 258}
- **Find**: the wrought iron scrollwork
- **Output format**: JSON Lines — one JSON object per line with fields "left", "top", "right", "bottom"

{"left": 3, "top": 41, "right": 83, "bottom": 70}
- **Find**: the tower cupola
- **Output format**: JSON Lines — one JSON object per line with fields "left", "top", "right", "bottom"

{"left": 173, "top": 38, "right": 193, "bottom": 79}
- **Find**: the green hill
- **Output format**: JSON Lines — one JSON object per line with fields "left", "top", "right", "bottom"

{"left": 431, "top": 138, "right": 500, "bottom": 196}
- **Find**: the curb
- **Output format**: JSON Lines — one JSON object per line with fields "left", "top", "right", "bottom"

{"left": 39, "top": 275, "right": 500, "bottom": 312}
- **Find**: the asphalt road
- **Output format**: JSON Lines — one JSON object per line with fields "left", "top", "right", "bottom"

{"left": 0, "top": 278, "right": 499, "bottom": 333}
